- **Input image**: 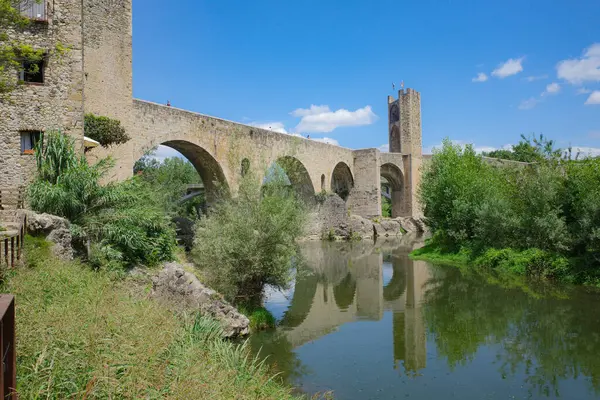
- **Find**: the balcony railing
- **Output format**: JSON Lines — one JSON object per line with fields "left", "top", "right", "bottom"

{"left": 19, "top": 0, "right": 47, "bottom": 21}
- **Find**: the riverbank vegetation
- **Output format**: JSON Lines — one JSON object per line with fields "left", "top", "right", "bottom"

{"left": 414, "top": 136, "right": 600, "bottom": 285}
{"left": 5, "top": 236, "right": 301, "bottom": 399}
{"left": 192, "top": 167, "right": 306, "bottom": 309}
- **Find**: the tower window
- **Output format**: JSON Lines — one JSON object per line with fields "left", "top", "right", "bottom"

{"left": 19, "top": 57, "right": 45, "bottom": 84}
{"left": 20, "top": 130, "right": 41, "bottom": 154}
{"left": 19, "top": 0, "right": 47, "bottom": 21}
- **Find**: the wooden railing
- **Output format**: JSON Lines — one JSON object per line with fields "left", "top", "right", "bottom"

{"left": 0, "top": 214, "right": 26, "bottom": 269}
{"left": 0, "top": 295, "right": 16, "bottom": 399}
{"left": 0, "top": 188, "right": 24, "bottom": 211}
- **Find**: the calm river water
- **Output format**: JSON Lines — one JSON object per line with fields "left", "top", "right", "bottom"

{"left": 248, "top": 236, "right": 600, "bottom": 400}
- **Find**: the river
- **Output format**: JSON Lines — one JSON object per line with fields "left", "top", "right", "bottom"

{"left": 248, "top": 236, "right": 600, "bottom": 399}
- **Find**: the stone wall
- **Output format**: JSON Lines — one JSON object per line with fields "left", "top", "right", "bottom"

{"left": 0, "top": 0, "right": 85, "bottom": 188}
{"left": 348, "top": 149, "right": 381, "bottom": 218}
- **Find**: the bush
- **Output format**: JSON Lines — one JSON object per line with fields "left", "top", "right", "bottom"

{"left": 27, "top": 130, "right": 175, "bottom": 268}
{"left": 84, "top": 113, "right": 130, "bottom": 147}
{"left": 418, "top": 137, "right": 600, "bottom": 284}
{"left": 191, "top": 169, "right": 306, "bottom": 306}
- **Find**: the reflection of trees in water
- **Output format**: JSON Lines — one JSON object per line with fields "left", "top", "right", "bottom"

{"left": 333, "top": 273, "right": 356, "bottom": 310}
{"left": 247, "top": 330, "right": 308, "bottom": 383}
{"left": 423, "top": 266, "right": 600, "bottom": 397}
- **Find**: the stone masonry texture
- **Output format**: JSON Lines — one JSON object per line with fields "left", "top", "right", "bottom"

{"left": 0, "top": 0, "right": 424, "bottom": 218}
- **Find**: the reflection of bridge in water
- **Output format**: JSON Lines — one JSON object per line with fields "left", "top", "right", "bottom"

{"left": 279, "top": 237, "right": 431, "bottom": 375}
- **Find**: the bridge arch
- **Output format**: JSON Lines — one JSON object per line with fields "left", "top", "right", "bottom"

{"left": 272, "top": 156, "right": 315, "bottom": 203}
{"left": 330, "top": 162, "right": 354, "bottom": 201}
{"left": 380, "top": 163, "right": 404, "bottom": 218}
{"left": 157, "top": 140, "right": 229, "bottom": 202}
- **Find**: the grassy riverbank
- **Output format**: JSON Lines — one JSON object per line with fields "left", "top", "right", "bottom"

{"left": 4, "top": 237, "right": 300, "bottom": 399}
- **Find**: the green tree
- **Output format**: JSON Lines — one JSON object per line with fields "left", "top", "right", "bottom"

{"left": 191, "top": 168, "right": 306, "bottom": 306}
{"left": 134, "top": 149, "right": 204, "bottom": 219}
{"left": 483, "top": 134, "right": 562, "bottom": 163}
{"left": 84, "top": 114, "right": 130, "bottom": 147}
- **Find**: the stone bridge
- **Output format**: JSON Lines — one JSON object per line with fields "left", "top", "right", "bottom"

{"left": 1, "top": 0, "right": 424, "bottom": 219}
{"left": 88, "top": 93, "right": 424, "bottom": 219}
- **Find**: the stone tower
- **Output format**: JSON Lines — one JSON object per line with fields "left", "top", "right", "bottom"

{"left": 387, "top": 89, "right": 422, "bottom": 156}
{"left": 82, "top": 0, "right": 135, "bottom": 180}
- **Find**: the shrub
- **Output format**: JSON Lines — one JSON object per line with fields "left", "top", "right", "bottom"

{"left": 84, "top": 113, "right": 130, "bottom": 147}
{"left": 27, "top": 130, "right": 175, "bottom": 268}
{"left": 418, "top": 136, "right": 600, "bottom": 284}
{"left": 191, "top": 169, "right": 306, "bottom": 306}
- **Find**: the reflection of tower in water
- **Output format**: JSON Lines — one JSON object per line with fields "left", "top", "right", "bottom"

{"left": 388, "top": 256, "right": 429, "bottom": 375}
{"left": 284, "top": 241, "right": 430, "bottom": 374}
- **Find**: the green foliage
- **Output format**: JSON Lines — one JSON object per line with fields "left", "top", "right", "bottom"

{"left": 27, "top": 130, "right": 175, "bottom": 268}
{"left": 7, "top": 241, "right": 299, "bottom": 399}
{"left": 240, "top": 306, "right": 276, "bottom": 331}
{"left": 483, "top": 134, "right": 563, "bottom": 162}
{"left": 381, "top": 196, "right": 392, "bottom": 217}
{"left": 0, "top": 1, "right": 67, "bottom": 95}
{"left": 84, "top": 113, "right": 130, "bottom": 147}
{"left": 134, "top": 150, "right": 204, "bottom": 219}
{"left": 315, "top": 189, "right": 328, "bottom": 204}
{"left": 418, "top": 137, "right": 600, "bottom": 284}
{"left": 322, "top": 228, "right": 336, "bottom": 241}
{"left": 191, "top": 168, "right": 306, "bottom": 306}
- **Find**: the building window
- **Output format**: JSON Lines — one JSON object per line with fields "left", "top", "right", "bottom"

{"left": 20, "top": 130, "right": 41, "bottom": 155}
{"left": 19, "top": 0, "right": 47, "bottom": 21}
{"left": 19, "top": 57, "right": 45, "bottom": 84}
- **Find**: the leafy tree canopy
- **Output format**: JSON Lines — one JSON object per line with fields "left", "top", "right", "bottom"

{"left": 84, "top": 113, "right": 130, "bottom": 147}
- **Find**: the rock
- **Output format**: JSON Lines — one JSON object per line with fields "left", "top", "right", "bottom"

{"left": 304, "top": 194, "right": 349, "bottom": 240}
{"left": 347, "top": 215, "right": 375, "bottom": 239}
{"left": 151, "top": 262, "right": 250, "bottom": 338}
{"left": 373, "top": 219, "right": 403, "bottom": 237}
{"left": 25, "top": 211, "right": 74, "bottom": 261}
{"left": 46, "top": 228, "right": 74, "bottom": 260}
{"left": 25, "top": 211, "right": 70, "bottom": 234}
{"left": 394, "top": 217, "right": 426, "bottom": 234}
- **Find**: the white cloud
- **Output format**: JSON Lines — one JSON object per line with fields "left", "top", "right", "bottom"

{"left": 556, "top": 43, "right": 600, "bottom": 84}
{"left": 311, "top": 137, "right": 340, "bottom": 146}
{"left": 519, "top": 97, "right": 539, "bottom": 110}
{"left": 378, "top": 144, "right": 389, "bottom": 152}
{"left": 292, "top": 105, "right": 378, "bottom": 133}
{"left": 570, "top": 146, "right": 600, "bottom": 158}
{"left": 290, "top": 105, "right": 331, "bottom": 118}
{"left": 472, "top": 72, "right": 488, "bottom": 83}
{"left": 525, "top": 74, "right": 548, "bottom": 82}
{"left": 249, "top": 121, "right": 288, "bottom": 134}
{"left": 585, "top": 91, "right": 600, "bottom": 105}
{"left": 492, "top": 57, "right": 525, "bottom": 78}
{"left": 150, "top": 145, "right": 186, "bottom": 162}
{"left": 541, "top": 82, "right": 561, "bottom": 96}
{"left": 577, "top": 87, "right": 592, "bottom": 95}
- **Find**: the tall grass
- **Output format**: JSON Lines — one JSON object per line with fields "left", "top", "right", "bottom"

{"left": 5, "top": 236, "right": 301, "bottom": 399}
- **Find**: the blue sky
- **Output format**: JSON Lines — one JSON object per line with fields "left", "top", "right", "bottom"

{"left": 132, "top": 0, "right": 600, "bottom": 159}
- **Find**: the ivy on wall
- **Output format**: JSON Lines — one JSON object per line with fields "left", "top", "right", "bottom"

{"left": 84, "top": 113, "right": 130, "bottom": 147}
